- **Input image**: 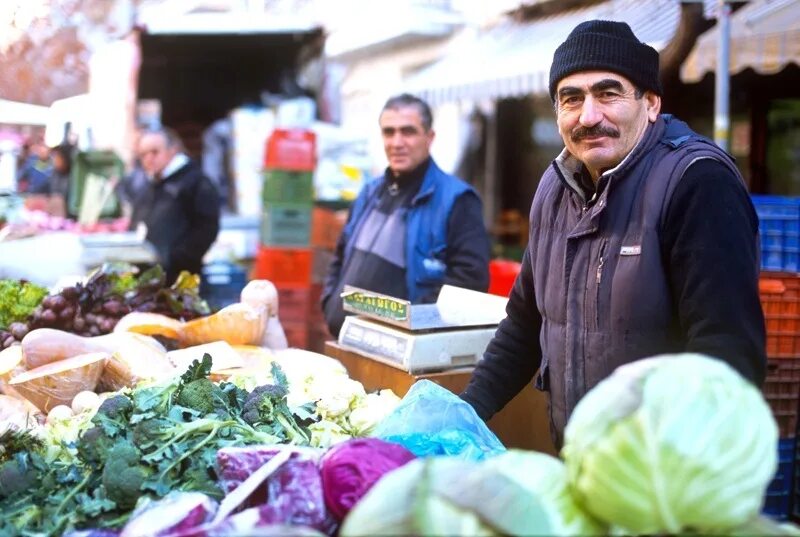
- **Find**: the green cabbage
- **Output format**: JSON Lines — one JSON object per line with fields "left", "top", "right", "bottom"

{"left": 340, "top": 456, "right": 553, "bottom": 536}
{"left": 562, "top": 354, "right": 778, "bottom": 535}
{"left": 484, "top": 450, "right": 606, "bottom": 535}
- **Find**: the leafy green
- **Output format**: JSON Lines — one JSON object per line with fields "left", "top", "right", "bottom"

{"left": 0, "top": 279, "right": 47, "bottom": 329}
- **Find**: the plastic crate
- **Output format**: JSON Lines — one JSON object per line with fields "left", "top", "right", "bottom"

{"left": 752, "top": 195, "right": 800, "bottom": 272}
{"left": 283, "top": 320, "right": 309, "bottom": 349}
{"left": 311, "top": 206, "right": 347, "bottom": 250}
{"left": 763, "top": 358, "right": 800, "bottom": 437}
{"left": 263, "top": 128, "right": 316, "bottom": 172}
{"left": 200, "top": 261, "right": 247, "bottom": 312}
{"left": 251, "top": 246, "right": 312, "bottom": 286}
{"left": 260, "top": 202, "right": 313, "bottom": 247}
{"left": 276, "top": 285, "right": 311, "bottom": 323}
{"left": 760, "top": 273, "right": 800, "bottom": 359}
{"left": 67, "top": 150, "right": 123, "bottom": 219}
{"left": 488, "top": 259, "right": 521, "bottom": 297}
{"left": 262, "top": 170, "right": 314, "bottom": 204}
{"left": 766, "top": 437, "right": 796, "bottom": 521}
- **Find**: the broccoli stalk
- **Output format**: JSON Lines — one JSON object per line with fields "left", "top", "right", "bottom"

{"left": 241, "top": 383, "right": 309, "bottom": 444}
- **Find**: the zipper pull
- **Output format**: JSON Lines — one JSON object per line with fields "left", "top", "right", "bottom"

{"left": 596, "top": 255, "right": 605, "bottom": 284}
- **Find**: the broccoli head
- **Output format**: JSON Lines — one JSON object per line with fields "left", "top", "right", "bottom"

{"left": 94, "top": 394, "right": 133, "bottom": 423}
{"left": 131, "top": 418, "right": 172, "bottom": 448}
{"left": 76, "top": 426, "right": 116, "bottom": 466}
{"left": 0, "top": 457, "right": 37, "bottom": 498}
{"left": 177, "top": 378, "right": 225, "bottom": 415}
{"left": 102, "top": 442, "right": 149, "bottom": 509}
{"left": 241, "top": 384, "right": 288, "bottom": 426}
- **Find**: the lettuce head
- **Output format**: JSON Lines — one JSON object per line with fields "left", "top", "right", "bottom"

{"left": 562, "top": 354, "right": 778, "bottom": 535}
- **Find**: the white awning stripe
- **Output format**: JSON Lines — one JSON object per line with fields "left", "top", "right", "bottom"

{"left": 681, "top": 0, "right": 800, "bottom": 83}
{"left": 404, "top": 0, "right": 681, "bottom": 105}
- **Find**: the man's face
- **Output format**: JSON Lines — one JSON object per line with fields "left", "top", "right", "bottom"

{"left": 137, "top": 132, "right": 176, "bottom": 178}
{"left": 379, "top": 105, "right": 434, "bottom": 176}
{"left": 555, "top": 71, "right": 661, "bottom": 180}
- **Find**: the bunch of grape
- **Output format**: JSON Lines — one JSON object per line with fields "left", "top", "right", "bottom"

{"left": 27, "top": 286, "right": 130, "bottom": 337}
{"left": 0, "top": 272, "right": 208, "bottom": 348}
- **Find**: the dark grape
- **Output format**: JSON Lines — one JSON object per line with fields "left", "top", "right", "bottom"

{"left": 85, "top": 313, "right": 98, "bottom": 325}
{"left": 73, "top": 317, "right": 86, "bottom": 331}
{"left": 41, "top": 310, "right": 57, "bottom": 324}
{"left": 3, "top": 336, "right": 15, "bottom": 348}
{"left": 8, "top": 322, "right": 28, "bottom": 340}
{"left": 99, "top": 318, "right": 115, "bottom": 333}
{"left": 61, "top": 286, "right": 78, "bottom": 300}
{"left": 49, "top": 295, "right": 67, "bottom": 312}
{"left": 88, "top": 325, "right": 101, "bottom": 336}
{"left": 103, "top": 300, "right": 123, "bottom": 316}
{"left": 59, "top": 306, "right": 75, "bottom": 321}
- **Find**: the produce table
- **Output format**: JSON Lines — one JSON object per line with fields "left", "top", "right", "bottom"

{"left": 324, "top": 341, "right": 556, "bottom": 455}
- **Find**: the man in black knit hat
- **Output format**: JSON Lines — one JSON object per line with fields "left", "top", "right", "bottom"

{"left": 460, "top": 20, "right": 766, "bottom": 449}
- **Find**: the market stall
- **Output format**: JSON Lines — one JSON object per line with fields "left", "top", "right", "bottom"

{"left": 0, "top": 265, "right": 798, "bottom": 536}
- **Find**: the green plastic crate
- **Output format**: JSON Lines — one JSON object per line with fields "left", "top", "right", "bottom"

{"left": 68, "top": 150, "right": 123, "bottom": 218}
{"left": 262, "top": 170, "right": 314, "bottom": 204}
{"left": 260, "top": 202, "right": 313, "bottom": 246}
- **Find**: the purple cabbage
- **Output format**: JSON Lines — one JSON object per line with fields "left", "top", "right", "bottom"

{"left": 320, "top": 438, "right": 416, "bottom": 520}
{"left": 215, "top": 446, "right": 335, "bottom": 534}
{"left": 119, "top": 492, "right": 217, "bottom": 537}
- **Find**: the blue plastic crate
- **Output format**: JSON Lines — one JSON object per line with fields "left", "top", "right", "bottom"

{"left": 200, "top": 261, "right": 247, "bottom": 312}
{"left": 752, "top": 195, "right": 800, "bottom": 272}
{"left": 765, "top": 437, "right": 796, "bottom": 520}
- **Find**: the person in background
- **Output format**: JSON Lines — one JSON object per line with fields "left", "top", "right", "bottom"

{"left": 131, "top": 126, "right": 220, "bottom": 284}
{"left": 48, "top": 144, "right": 73, "bottom": 203}
{"left": 17, "top": 137, "right": 52, "bottom": 194}
{"left": 460, "top": 20, "right": 766, "bottom": 449}
{"left": 322, "top": 93, "right": 491, "bottom": 337}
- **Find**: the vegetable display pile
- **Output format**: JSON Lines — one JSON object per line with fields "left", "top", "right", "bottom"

{"left": 0, "top": 355, "right": 314, "bottom": 536}
{"left": 0, "top": 264, "right": 209, "bottom": 349}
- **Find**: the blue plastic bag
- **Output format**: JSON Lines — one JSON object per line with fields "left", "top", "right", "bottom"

{"left": 373, "top": 380, "right": 506, "bottom": 460}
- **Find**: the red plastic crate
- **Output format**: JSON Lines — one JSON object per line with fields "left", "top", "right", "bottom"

{"left": 251, "top": 247, "right": 312, "bottom": 286}
{"left": 283, "top": 320, "right": 309, "bottom": 349}
{"left": 277, "top": 285, "right": 311, "bottom": 322}
{"left": 263, "top": 128, "right": 316, "bottom": 172}
{"left": 488, "top": 259, "right": 521, "bottom": 297}
{"left": 764, "top": 358, "right": 800, "bottom": 438}
{"left": 760, "top": 272, "right": 800, "bottom": 359}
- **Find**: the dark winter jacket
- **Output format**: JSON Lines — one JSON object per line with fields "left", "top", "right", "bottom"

{"left": 461, "top": 115, "right": 766, "bottom": 448}
{"left": 322, "top": 159, "right": 490, "bottom": 335}
{"left": 131, "top": 160, "right": 220, "bottom": 284}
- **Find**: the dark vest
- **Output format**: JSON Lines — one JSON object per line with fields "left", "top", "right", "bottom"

{"left": 529, "top": 115, "right": 745, "bottom": 446}
{"left": 339, "top": 159, "right": 476, "bottom": 302}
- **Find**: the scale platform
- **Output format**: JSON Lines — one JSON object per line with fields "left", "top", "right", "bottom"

{"left": 337, "top": 285, "right": 507, "bottom": 373}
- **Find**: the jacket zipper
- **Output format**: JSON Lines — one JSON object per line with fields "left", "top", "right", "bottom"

{"left": 596, "top": 240, "right": 608, "bottom": 284}
{"left": 595, "top": 239, "right": 608, "bottom": 328}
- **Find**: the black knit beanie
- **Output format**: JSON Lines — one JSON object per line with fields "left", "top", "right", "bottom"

{"left": 549, "top": 20, "right": 662, "bottom": 100}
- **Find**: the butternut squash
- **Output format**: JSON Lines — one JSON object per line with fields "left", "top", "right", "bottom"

{"left": 180, "top": 303, "right": 267, "bottom": 347}
{"left": 21, "top": 328, "right": 103, "bottom": 370}
{"left": 9, "top": 352, "right": 108, "bottom": 413}
{"left": 113, "top": 312, "right": 184, "bottom": 340}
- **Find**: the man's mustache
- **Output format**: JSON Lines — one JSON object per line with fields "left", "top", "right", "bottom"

{"left": 571, "top": 125, "right": 620, "bottom": 142}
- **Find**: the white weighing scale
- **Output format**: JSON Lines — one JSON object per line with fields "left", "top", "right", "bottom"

{"left": 337, "top": 285, "right": 508, "bottom": 374}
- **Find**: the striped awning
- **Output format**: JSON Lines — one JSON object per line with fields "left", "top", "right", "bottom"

{"left": 403, "top": 0, "right": 681, "bottom": 105}
{"left": 681, "top": 0, "right": 800, "bottom": 83}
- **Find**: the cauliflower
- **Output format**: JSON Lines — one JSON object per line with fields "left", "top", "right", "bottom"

{"left": 309, "top": 420, "right": 351, "bottom": 449}
{"left": 311, "top": 376, "right": 366, "bottom": 420}
{"left": 347, "top": 389, "right": 401, "bottom": 436}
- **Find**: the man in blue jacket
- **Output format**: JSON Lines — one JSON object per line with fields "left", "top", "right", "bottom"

{"left": 460, "top": 20, "right": 766, "bottom": 449}
{"left": 322, "top": 93, "right": 491, "bottom": 337}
